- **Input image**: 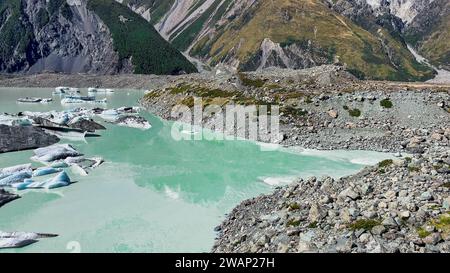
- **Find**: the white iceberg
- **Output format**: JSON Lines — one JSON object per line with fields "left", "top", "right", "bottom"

{"left": 32, "top": 167, "right": 62, "bottom": 177}
{"left": 31, "top": 144, "right": 82, "bottom": 163}
{"left": 24, "top": 171, "right": 71, "bottom": 190}
{"left": 0, "top": 231, "right": 57, "bottom": 249}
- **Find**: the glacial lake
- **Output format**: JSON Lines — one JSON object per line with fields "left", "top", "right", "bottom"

{"left": 0, "top": 88, "right": 392, "bottom": 252}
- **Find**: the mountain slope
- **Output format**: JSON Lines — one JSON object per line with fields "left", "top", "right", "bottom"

{"left": 87, "top": 0, "right": 197, "bottom": 74}
{"left": 126, "top": 0, "right": 434, "bottom": 81}
{"left": 404, "top": 0, "right": 450, "bottom": 70}
{"left": 0, "top": 0, "right": 196, "bottom": 75}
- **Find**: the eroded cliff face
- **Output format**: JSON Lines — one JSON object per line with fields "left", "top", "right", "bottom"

{"left": 0, "top": 0, "right": 130, "bottom": 74}
{"left": 28, "top": 0, "right": 131, "bottom": 74}
{"left": 365, "top": 0, "right": 433, "bottom": 24}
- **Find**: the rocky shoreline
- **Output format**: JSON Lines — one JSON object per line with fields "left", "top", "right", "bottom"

{"left": 138, "top": 66, "right": 449, "bottom": 253}
{"left": 1, "top": 67, "right": 449, "bottom": 252}
{"left": 140, "top": 65, "right": 449, "bottom": 153}
{"left": 212, "top": 148, "right": 449, "bottom": 253}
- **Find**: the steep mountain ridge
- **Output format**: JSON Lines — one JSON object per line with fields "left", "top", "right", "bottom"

{"left": 404, "top": 0, "right": 449, "bottom": 70}
{"left": 124, "top": 0, "right": 436, "bottom": 81}
{"left": 0, "top": 0, "right": 196, "bottom": 74}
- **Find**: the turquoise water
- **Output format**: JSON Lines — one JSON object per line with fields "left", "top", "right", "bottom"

{"left": 0, "top": 88, "right": 392, "bottom": 253}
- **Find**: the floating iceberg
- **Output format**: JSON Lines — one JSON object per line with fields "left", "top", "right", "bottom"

{"left": 71, "top": 164, "right": 89, "bottom": 176}
{"left": 17, "top": 97, "right": 42, "bottom": 103}
{"left": 64, "top": 156, "right": 103, "bottom": 170}
{"left": 31, "top": 144, "right": 82, "bottom": 163}
{"left": 41, "top": 98, "right": 53, "bottom": 103}
{"left": 115, "top": 115, "right": 152, "bottom": 130}
{"left": 24, "top": 171, "right": 71, "bottom": 190}
{"left": 98, "top": 109, "right": 119, "bottom": 121}
{"left": 32, "top": 167, "right": 62, "bottom": 177}
{"left": 0, "top": 170, "right": 32, "bottom": 187}
{"left": 61, "top": 98, "right": 87, "bottom": 105}
{"left": 50, "top": 161, "right": 69, "bottom": 168}
{"left": 0, "top": 231, "right": 57, "bottom": 249}
{"left": 0, "top": 164, "right": 32, "bottom": 180}
{"left": 88, "top": 87, "right": 114, "bottom": 93}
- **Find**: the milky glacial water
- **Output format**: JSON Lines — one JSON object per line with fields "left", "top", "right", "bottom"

{"left": 0, "top": 88, "right": 393, "bottom": 253}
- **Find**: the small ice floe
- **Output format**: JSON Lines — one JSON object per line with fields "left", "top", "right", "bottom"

{"left": 40, "top": 98, "right": 53, "bottom": 103}
{"left": 71, "top": 164, "right": 88, "bottom": 176}
{"left": 22, "top": 171, "right": 71, "bottom": 190}
{"left": 115, "top": 115, "right": 152, "bottom": 130}
{"left": 50, "top": 161, "right": 69, "bottom": 168}
{"left": 61, "top": 96, "right": 96, "bottom": 105}
{"left": 61, "top": 98, "right": 85, "bottom": 105}
{"left": 98, "top": 109, "right": 119, "bottom": 121}
{"left": 54, "top": 87, "right": 68, "bottom": 95}
{"left": 88, "top": 87, "right": 114, "bottom": 93}
{"left": 117, "top": 106, "right": 140, "bottom": 114}
{"left": 64, "top": 156, "right": 104, "bottom": 176}
{"left": 17, "top": 97, "right": 42, "bottom": 103}
{"left": 93, "top": 98, "right": 108, "bottom": 104}
{"left": 44, "top": 129, "right": 87, "bottom": 142}
{"left": 65, "top": 156, "right": 103, "bottom": 169}
{"left": 65, "top": 95, "right": 95, "bottom": 101}
{"left": 0, "top": 168, "right": 32, "bottom": 187}
{"left": 0, "top": 114, "right": 32, "bottom": 126}
{"left": 0, "top": 231, "right": 57, "bottom": 249}
{"left": 53, "top": 87, "right": 79, "bottom": 95}
{"left": 31, "top": 144, "right": 83, "bottom": 164}
{"left": 32, "top": 167, "right": 62, "bottom": 177}
{"left": 0, "top": 164, "right": 31, "bottom": 179}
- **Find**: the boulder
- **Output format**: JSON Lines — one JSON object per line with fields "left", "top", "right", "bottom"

{"left": 0, "top": 125, "right": 59, "bottom": 153}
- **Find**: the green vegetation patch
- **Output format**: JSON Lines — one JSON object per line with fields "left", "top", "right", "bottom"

{"left": 417, "top": 213, "right": 450, "bottom": 238}
{"left": 286, "top": 218, "right": 301, "bottom": 227}
{"left": 239, "top": 73, "right": 265, "bottom": 88}
{"left": 348, "top": 219, "right": 381, "bottom": 231}
{"left": 378, "top": 159, "right": 393, "bottom": 168}
{"left": 87, "top": 0, "right": 197, "bottom": 75}
{"left": 288, "top": 203, "right": 300, "bottom": 210}
{"left": 348, "top": 108, "right": 361, "bottom": 117}
{"left": 417, "top": 227, "right": 431, "bottom": 238}
{"left": 380, "top": 98, "right": 393, "bottom": 109}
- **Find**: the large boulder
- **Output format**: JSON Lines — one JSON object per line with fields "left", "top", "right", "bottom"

{"left": 0, "top": 125, "right": 59, "bottom": 153}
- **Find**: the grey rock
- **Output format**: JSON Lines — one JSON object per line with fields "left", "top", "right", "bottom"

{"left": 422, "top": 233, "right": 442, "bottom": 245}
{"left": 339, "top": 187, "right": 360, "bottom": 200}
{"left": 371, "top": 225, "right": 387, "bottom": 235}
{"left": 0, "top": 189, "right": 19, "bottom": 208}
{"left": 420, "top": 191, "right": 433, "bottom": 201}
{"left": 0, "top": 125, "right": 59, "bottom": 153}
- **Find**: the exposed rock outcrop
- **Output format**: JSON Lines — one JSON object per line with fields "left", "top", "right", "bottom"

{"left": 0, "top": 189, "right": 19, "bottom": 208}
{"left": 0, "top": 125, "right": 59, "bottom": 153}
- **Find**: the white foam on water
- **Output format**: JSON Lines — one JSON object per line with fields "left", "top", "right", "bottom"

{"left": 259, "top": 176, "right": 298, "bottom": 186}
{"left": 164, "top": 185, "right": 180, "bottom": 200}
{"left": 286, "top": 147, "right": 395, "bottom": 166}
